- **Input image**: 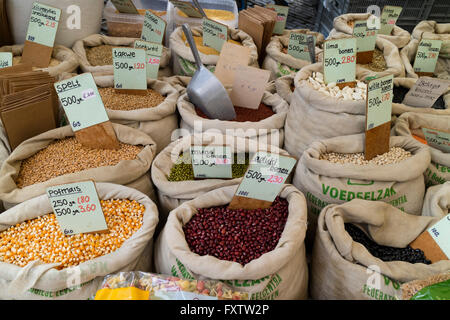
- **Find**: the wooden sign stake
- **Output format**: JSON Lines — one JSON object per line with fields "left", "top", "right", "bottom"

{"left": 75, "top": 121, "right": 120, "bottom": 150}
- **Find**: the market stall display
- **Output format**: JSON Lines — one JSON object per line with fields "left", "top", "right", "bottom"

{"left": 155, "top": 184, "right": 308, "bottom": 300}
{"left": 0, "top": 182, "right": 158, "bottom": 300}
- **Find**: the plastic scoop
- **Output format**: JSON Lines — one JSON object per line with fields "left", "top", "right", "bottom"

{"left": 182, "top": 24, "right": 236, "bottom": 120}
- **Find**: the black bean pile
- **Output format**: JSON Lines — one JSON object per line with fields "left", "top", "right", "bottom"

{"left": 345, "top": 223, "right": 431, "bottom": 264}
{"left": 393, "top": 86, "right": 446, "bottom": 109}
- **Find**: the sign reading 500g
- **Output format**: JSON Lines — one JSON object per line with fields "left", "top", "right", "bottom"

{"left": 323, "top": 38, "right": 357, "bottom": 84}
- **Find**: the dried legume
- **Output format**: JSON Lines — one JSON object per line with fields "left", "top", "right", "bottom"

{"left": 184, "top": 197, "right": 289, "bottom": 266}
{"left": 306, "top": 71, "right": 367, "bottom": 101}
{"left": 319, "top": 147, "right": 411, "bottom": 165}
{"left": 358, "top": 48, "right": 387, "bottom": 72}
{"left": 16, "top": 138, "right": 143, "bottom": 188}
{"left": 99, "top": 88, "right": 165, "bottom": 111}
{"left": 168, "top": 153, "right": 249, "bottom": 181}
{"left": 345, "top": 223, "right": 431, "bottom": 264}
{"left": 0, "top": 199, "right": 145, "bottom": 269}
{"left": 86, "top": 45, "right": 126, "bottom": 66}
{"left": 195, "top": 103, "right": 275, "bottom": 122}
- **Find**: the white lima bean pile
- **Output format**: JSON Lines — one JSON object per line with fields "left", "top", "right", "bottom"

{"left": 320, "top": 147, "right": 412, "bottom": 165}
{"left": 306, "top": 72, "right": 367, "bottom": 101}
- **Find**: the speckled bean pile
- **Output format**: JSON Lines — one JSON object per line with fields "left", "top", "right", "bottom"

{"left": 319, "top": 147, "right": 411, "bottom": 165}
{"left": 99, "top": 88, "right": 165, "bottom": 111}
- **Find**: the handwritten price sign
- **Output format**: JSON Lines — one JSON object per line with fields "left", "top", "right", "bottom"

{"left": 202, "top": 18, "right": 228, "bottom": 52}
{"left": 113, "top": 48, "right": 147, "bottom": 90}
{"left": 141, "top": 10, "right": 166, "bottom": 44}
{"left": 379, "top": 6, "right": 402, "bottom": 35}
{"left": 0, "top": 53, "right": 12, "bottom": 69}
{"left": 366, "top": 74, "right": 393, "bottom": 130}
{"left": 25, "top": 2, "right": 61, "bottom": 48}
{"left": 413, "top": 39, "right": 443, "bottom": 74}
{"left": 422, "top": 128, "right": 450, "bottom": 153}
{"left": 190, "top": 145, "right": 233, "bottom": 179}
{"left": 134, "top": 40, "right": 162, "bottom": 80}
{"left": 352, "top": 19, "right": 378, "bottom": 53}
{"left": 47, "top": 181, "right": 108, "bottom": 235}
{"left": 287, "top": 33, "right": 316, "bottom": 61}
{"left": 323, "top": 38, "right": 357, "bottom": 84}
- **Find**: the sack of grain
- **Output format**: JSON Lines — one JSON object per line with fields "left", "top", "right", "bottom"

{"left": 0, "top": 124, "right": 157, "bottom": 208}
{"left": 294, "top": 134, "right": 430, "bottom": 243}
{"left": 262, "top": 29, "right": 324, "bottom": 81}
{"left": 391, "top": 78, "right": 450, "bottom": 116}
{"left": 421, "top": 181, "right": 450, "bottom": 218}
{"left": 154, "top": 184, "right": 308, "bottom": 300}
{"left": 392, "top": 112, "right": 450, "bottom": 187}
{"left": 401, "top": 272, "right": 450, "bottom": 300}
{"left": 0, "top": 44, "right": 79, "bottom": 77}
{"left": 93, "top": 76, "right": 179, "bottom": 154}
{"left": 275, "top": 74, "right": 295, "bottom": 104}
{"left": 170, "top": 26, "right": 258, "bottom": 76}
{"left": 72, "top": 34, "right": 172, "bottom": 77}
{"left": 151, "top": 133, "right": 290, "bottom": 222}
{"left": 332, "top": 13, "right": 411, "bottom": 49}
{"left": 311, "top": 199, "right": 450, "bottom": 300}
{"left": 284, "top": 63, "right": 366, "bottom": 159}
{"left": 0, "top": 182, "right": 158, "bottom": 300}
{"left": 177, "top": 85, "right": 288, "bottom": 147}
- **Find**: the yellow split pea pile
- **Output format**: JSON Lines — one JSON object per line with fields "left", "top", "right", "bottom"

{"left": 0, "top": 199, "right": 145, "bottom": 269}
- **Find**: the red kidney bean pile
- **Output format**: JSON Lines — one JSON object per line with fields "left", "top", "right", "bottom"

{"left": 183, "top": 197, "right": 289, "bottom": 265}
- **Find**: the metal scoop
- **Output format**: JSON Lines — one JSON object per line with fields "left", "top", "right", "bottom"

{"left": 192, "top": 0, "right": 208, "bottom": 18}
{"left": 182, "top": 24, "right": 236, "bottom": 120}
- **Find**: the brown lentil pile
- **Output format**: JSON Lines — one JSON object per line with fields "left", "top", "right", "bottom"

{"left": 319, "top": 147, "right": 412, "bottom": 165}
{"left": 358, "top": 48, "right": 387, "bottom": 72}
{"left": 195, "top": 103, "right": 275, "bottom": 122}
{"left": 16, "top": 138, "right": 143, "bottom": 188}
{"left": 86, "top": 45, "right": 125, "bottom": 66}
{"left": 0, "top": 199, "right": 144, "bottom": 269}
{"left": 99, "top": 88, "right": 165, "bottom": 111}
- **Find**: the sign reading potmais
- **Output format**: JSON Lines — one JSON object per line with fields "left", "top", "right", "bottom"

{"left": 288, "top": 33, "right": 316, "bottom": 61}
{"left": 0, "top": 53, "right": 12, "bottom": 69}
{"left": 190, "top": 146, "right": 232, "bottom": 179}
{"left": 323, "top": 38, "right": 357, "bottom": 84}
{"left": 47, "top": 181, "right": 108, "bottom": 235}
{"left": 54, "top": 73, "right": 109, "bottom": 131}
{"left": 113, "top": 48, "right": 147, "bottom": 90}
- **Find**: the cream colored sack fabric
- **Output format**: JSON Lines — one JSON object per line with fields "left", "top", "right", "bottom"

{"left": 284, "top": 63, "right": 366, "bottom": 159}
{"left": 0, "top": 44, "right": 79, "bottom": 77}
{"left": 177, "top": 86, "right": 288, "bottom": 147}
{"left": 93, "top": 76, "right": 180, "bottom": 154}
{"left": 393, "top": 112, "right": 450, "bottom": 187}
{"left": 332, "top": 13, "right": 410, "bottom": 48}
{"left": 311, "top": 199, "right": 450, "bottom": 300}
{"left": 262, "top": 29, "right": 324, "bottom": 81}
{"left": 170, "top": 26, "right": 259, "bottom": 76}
{"left": 275, "top": 74, "right": 295, "bottom": 104}
{"left": 72, "top": 34, "right": 172, "bottom": 77}
{"left": 422, "top": 182, "right": 450, "bottom": 218}
{"left": 154, "top": 184, "right": 308, "bottom": 300}
{"left": 0, "top": 124, "right": 157, "bottom": 207}
{"left": 0, "top": 182, "right": 158, "bottom": 300}
{"left": 151, "top": 133, "right": 290, "bottom": 221}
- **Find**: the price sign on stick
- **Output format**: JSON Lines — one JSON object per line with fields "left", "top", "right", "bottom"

{"left": 413, "top": 39, "right": 443, "bottom": 76}
{"left": 402, "top": 77, "right": 450, "bottom": 108}
{"left": 47, "top": 181, "right": 108, "bottom": 236}
{"left": 22, "top": 2, "right": 61, "bottom": 68}
{"left": 141, "top": 10, "right": 166, "bottom": 44}
{"left": 170, "top": 0, "right": 203, "bottom": 18}
{"left": 134, "top": 40, "right": 162, "bottom": 80}
{"left": 365, "top": 74, "right": 393, "bottom": 160}
{"left": 323, "top": 38, "right": 357, "bottom": 88}
{"left": 190, "top": 145, "right": 233, "bottom": 179}
{"left": 228, "top": 152, "right": 297, "bottom": 210}
{"left": 422, "top": 128, "right": 450, "bottom": 153}
{"left": 54, "top": 73, "right": 119, "bottom": 149}
{"left": 266, "top": 4, "right": 289, "bottom": 35}
{"left": 0, "top": 53, "right": 12, "bottom": 69}
{"left": 113, "top": 48, "right": 147, "bottom": 92}
{"left": 110, "top": 0, "right": 139, "bottom": 14}
{"left": 379, "top": 6, "right": 402, "bottom": 35}
{"left": 202, "top": 18, "right": 228, "bottom": 52}
{"left": 214, "top": 42, "right": 251, "bottom": 87}
{"left": 230, "top": 66, "right": 270, "bottom": 110}
{"left": 287, "top": 33, "right": 316, "bottom": 61}
{"left": 352, "top": 19, "right": 378, "bottom": 64}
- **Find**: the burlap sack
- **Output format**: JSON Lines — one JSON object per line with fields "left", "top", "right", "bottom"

{"left": 154, "top": 184, "right": 308, "bottom": 300}
{"left": 177, "top": 86, "right": 288, "bottom": 147}
{"left": 0, "top": 182, "right": 158, "bottom": 300}
{"left": 311, "top": 199, "right": 450, "bottom": 300}
{"left": 391, "top": 78, "right": 450, "bottom": 116}
{"left": 161, "top": 75, "right": 192, "bottom": 94}
{"left": 262, "top": 29, "right": 324, "bottom": 81}
{"left": 0, "top": 44, "right": 79, "bottom": 77}
{"left": 93, "top": 76, "right": 179, "bottom": 154}
{"left": 72, "top": 34, "right": 172, "bottom": 77}
{"left": 275, "top": 74, "right": 295, "bottom": 104}
{"left": 422, "top": 181, "right": 450, "bottom": 218}
{"left": 392, "top": 112, "right": 450, "bottom": 188}
{"left": 295, "top": 134, "right": 430, "bottom": 244}
{"left": 284, "top": 63, "right": 366, "bottom": 159}
{"left": 170, "top": 26, "right": 259, "bottom": 76}
{"left": 0, "top": 124, "right": 157, "bottom": 208}
{"left": 332, "top": 13, "right": 410, "bottom": 48}
{"left": 151, "top": 133, "right": 290, "bottom": 222}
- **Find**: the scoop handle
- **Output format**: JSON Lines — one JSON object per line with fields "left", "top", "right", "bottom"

{"left": 182, "top": 23, "right": 203, "bottom": 70}
{"left": 307, "top": 35, "right": 316, "bottom": 63}
{"left": 192, "top": 0, "right": 207, "bottom": 18}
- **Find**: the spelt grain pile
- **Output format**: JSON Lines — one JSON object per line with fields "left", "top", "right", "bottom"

{"left": 319, "top": 147, "right": 411, "bottom": 165}
{"left": 86, "top": 45, "right": 125, "bottom": 66}
{"left": 16, "top": 138, "right": 144, "bottom": 188}
{"left": 358, "top": 48, "right": 387, "bottom": 72}
{"left": 99, "top": 88, "right": 165, "bottom": 111}
{"left": 0, "top": 199, "right": 144, "bottom": 269}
